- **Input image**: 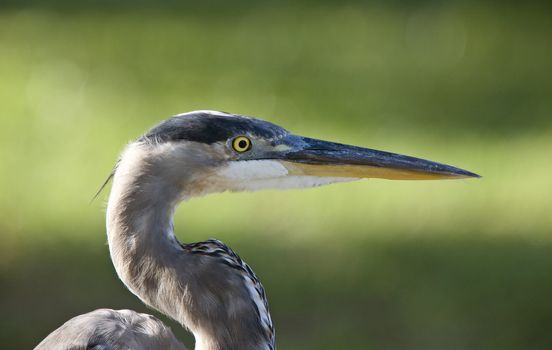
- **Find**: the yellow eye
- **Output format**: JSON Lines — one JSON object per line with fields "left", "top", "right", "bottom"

{"left": 232, "top": 136, "right": 252, "bottom": 153}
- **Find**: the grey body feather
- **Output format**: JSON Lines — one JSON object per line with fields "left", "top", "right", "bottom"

{"left": 35, "top": 309, "right": 186, "bottom": 350}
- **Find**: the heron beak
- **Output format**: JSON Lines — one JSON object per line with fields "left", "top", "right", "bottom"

{"left": 274, "top": 136, "right": 480, "bottom": 180}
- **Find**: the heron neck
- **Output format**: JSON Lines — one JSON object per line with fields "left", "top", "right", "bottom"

{"left": 105, "top": 143, "right": 271, "bottom": 350}
{"left": 106, "top": 144, "right": 184, "bottom": 311}
{"left": 106, "top": 143, "right": 193, "bottom": 340}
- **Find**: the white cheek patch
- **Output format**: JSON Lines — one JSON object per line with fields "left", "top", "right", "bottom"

{"left": 239, "top": 176, "right": 355, "bottom": 192}
{"left": 218, "top": 160, "right": 289, "bottom": 181}
{"left": 216, "top": 160, "right": 357, "bottom": 192}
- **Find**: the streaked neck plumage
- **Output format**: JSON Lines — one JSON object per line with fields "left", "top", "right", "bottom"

{"left": 106, "top": 142, "right": 274, "bottom": 350}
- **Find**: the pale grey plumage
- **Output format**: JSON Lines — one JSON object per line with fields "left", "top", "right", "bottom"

{"left": 35, "top": 309, "right": 186, "bottom": 350}
{"left": 36, "top": 110, "right": 478, "bottom": 350}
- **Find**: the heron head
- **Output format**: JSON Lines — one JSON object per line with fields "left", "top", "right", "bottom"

{"left": 116, "top": 110, "right": 479, "bottom": 198}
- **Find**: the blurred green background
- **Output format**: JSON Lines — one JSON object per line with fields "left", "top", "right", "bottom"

{"left": 1, "top": 0, "right": 551, "bottom": 349}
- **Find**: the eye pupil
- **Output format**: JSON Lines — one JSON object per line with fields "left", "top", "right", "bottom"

{"left": 238, "top": 140, "right": 247, "bottom": 149}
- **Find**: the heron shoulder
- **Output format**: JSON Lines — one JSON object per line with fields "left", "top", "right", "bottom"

{"left": 35, "top": 308, "right": 186, "bottom": 350}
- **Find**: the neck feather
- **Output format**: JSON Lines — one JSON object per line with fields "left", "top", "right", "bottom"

{"left": 106, "top": 142, "right": 184, "bottom": 326}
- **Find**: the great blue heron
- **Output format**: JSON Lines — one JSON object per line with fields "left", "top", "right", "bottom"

{"left": 35, "top": 110, "right": 479, "bottom": 350}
